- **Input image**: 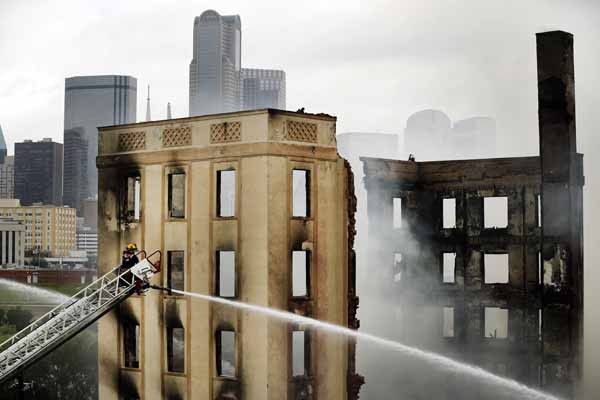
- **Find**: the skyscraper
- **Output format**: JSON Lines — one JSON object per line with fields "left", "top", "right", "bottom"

{"left": 64, "top": 75, "right": 137, "bottom": 202}
{"left": 14, "top": 138, "right": 63, "bottom": 206}
{"left": 240, "top": 68, "right": 286, "bottom": 110}
{"left": 189, "top": 10, "right": 242, "bottom": 116}
{"left": 0, "top": 156, "right": 15, "bottom": 199}
{"left": 0, "top": 125, "right": 7, "bottom": 164}
{"left": 0, "top": 125, "right": 13, "bottom": 199}
{"left": 63, "top": 128, "right": 88, "bottom": 211}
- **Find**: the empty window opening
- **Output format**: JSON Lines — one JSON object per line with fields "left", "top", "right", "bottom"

{"left": 292, "top": 169, "right": 310, "bottom": 217}
{"left": 393, "top": 253, "right": 402, "bottom": 282}
{"left": 538, "top": 252, "right": 543, "bottom": 284}
{"left": 484, "top": 253, "right": 509, "bottom": 284}
{"left": 443, "top": 198, "right": 456, "bottom": 228}
{"left": 217, "top": 170, "right": 236, "bottom": 217}
{"left": 167, "top": 251, "right": 185, "bottom": 292}
{"left": 167, "top": 327, "right": 185, "bottom": 373}
{"left": 168, "top": 172, "right": 186, "bottom": 218}
{"left": 538, "top": 309, "right": 543, "bottom": 342}
{"left": 292, "top": 251, "right": 310, "bottom": 297}
{"left": 393, "top": 197, "right": 402, "bottom": 228}
{"left": 484, "top": 307, "right": 508, "bottom": 339}
{"left": 123, "top": 321, "right": 139, "bottom": 369}
{"left": 216, "top": 251, "right": 236, "bottom": 298}
{"left": 443, "top": 307, "right": 454, "bottom": 338}
{"left": 124, "top": 175, "right": 141, "bottom": 221}
{"left": 443, "top": 253, "right": 456, "bottom": 283}
{"left": 216, "top": 330, "right": 236, "bottom": 378}
{"left": 537, "top": 194, "right": 542, "bottom": 227}
{"left": 484, "top": 196, "right": 508, "bottom": 228}
{"left": 292, "top": 330, "right": 308, "bottom": 377}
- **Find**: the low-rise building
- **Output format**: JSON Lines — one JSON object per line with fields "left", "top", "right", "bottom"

{"left": 77, "top": 225, "right": 98, "bottom": 258}
{"left": 0, "top": 199, "right": 76, "bottom": 256}
{"left": 0, "top": 217, "right": 25, "bottom": 266}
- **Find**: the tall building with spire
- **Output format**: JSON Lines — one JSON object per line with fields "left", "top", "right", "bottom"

{"left": 64, "top": 75, "right": 137, "bottom": 208}
{"left": 145, "top": 85, "right": 151, "bottom": 122}
{"left": 0, "top": 125, "right": 7, "bottom": 164}
{"left": 189, "top": 10, "right": 242, "bottom": 116}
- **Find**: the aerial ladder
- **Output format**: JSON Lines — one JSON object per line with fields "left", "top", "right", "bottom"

{"left": 0, "top": 250, "right": 161, "bottom": 384}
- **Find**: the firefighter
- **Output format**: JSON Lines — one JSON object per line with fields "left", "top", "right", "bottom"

{"left": 121, "top": 243, "right": 140, "bottom": 269}
{"left": 118, "top": 243, "right": 139, "bottom": 287}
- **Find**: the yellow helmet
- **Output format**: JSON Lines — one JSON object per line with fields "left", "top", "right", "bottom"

{"left": 127, "top": 243, "right": 138, "bottom": 251}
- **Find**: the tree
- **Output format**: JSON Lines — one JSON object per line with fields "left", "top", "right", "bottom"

{"left": 6, "top": 308, "right": 33, "bottom": 331}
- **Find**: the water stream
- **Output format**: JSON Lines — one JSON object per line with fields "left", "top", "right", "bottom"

{"left": 173, "top": 289, "right": 561, "bottom": 400}
{"left": 0, "top": 278, "right": 69, "bottom": 304}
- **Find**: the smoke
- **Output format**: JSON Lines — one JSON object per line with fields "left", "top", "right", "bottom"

{"left": 339, "top": 101, "right": 587, "bottom": 399}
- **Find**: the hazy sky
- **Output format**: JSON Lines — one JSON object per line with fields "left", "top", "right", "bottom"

{"left": 1, "top": 0, "right": 599, "bottom": 395}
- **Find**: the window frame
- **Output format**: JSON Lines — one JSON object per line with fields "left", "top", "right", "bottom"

{"left": 291, "top": 168, "right": 311, "bottom": 219}
{"left": 291, "top": 250, "right": 311, "bottom": 298}
{"left": 392, "top": 197, "right": 403, "bottom": 229}
{"left": 441, "top": 252, "right": 456, "bottom": 284}
{"left": 483, "top": 307, "right": 509, "bottom": 340}
{"left": 442, "top": 307, "right": 455, "bottom": 338}
{"left": 216, "top": 168, "right": 237, "bottom": 218}
{"left": 442, "top": 197, "right": 457, "bottom": 229}
{"left": 483, "top": 252, "right": 509, "bottom": 284}
{"left": 291, "top": 328, "right": 311, "bottom": 378}
{"left": 122, "top": 319, "right": 140, "bottom": 369}
{"left": 167, "top": 170, "right": 186, "bottom": 219}
{"left": 120, "top": 173, "right": 142, "bottom": 224}
{"left": 215, "top": 329, "right": 237, "bottom": 379}
{"left": 166, "top": 250, "right": 185, "bottom": 293}
{"left": 215, "top": 250, "right": 236, "bottom": 298}
{"left": 166, "top": 326, "right": 185, "bottom": 373}
{"left": 483, "top": 196, "right": 509, "bottom": 229}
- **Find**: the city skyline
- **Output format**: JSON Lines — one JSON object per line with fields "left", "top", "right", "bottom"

{"left": 2, "top": 1, "right": 598, "bottom": 156}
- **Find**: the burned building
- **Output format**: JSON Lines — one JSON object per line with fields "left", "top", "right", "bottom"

{"left": 362, "top": 31, "right": 583, "bottom": 399}
{"left": 96, "top": 109, "right": 362, "bottom": 399}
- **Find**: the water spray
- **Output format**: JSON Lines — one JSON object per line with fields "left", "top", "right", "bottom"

{"left": 150, "top": 285, "right": 562, "bottom": 400}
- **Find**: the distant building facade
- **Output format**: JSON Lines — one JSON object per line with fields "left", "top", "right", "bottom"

{"left": 77, "top": 226, "right": 97, "bottom": 258}
{"left": 64, "top": 75, "right": 137, "bottom": 201}
{"left": 0, "top": 126, "right": 14, "bottom": 199}
{"left": 0, "top": 156, "right": 14, "bottom": 200}
{"left": 63, "top": 128, "right": 88, "bottom": 211}
{"left": 14, "top": 138, "right": 63, "bottom": 206}
{"left": 450, "top": 117, "right": 496, "bottom": 159}
{"left": 241, "top": 68, "right": 286, "bottom": 110}
{"left": 80, "top": 198, "right": 97, "bottom": 228}
{"left": 403, "top": 110, "right": 496, "bottom": 160}
{"left": 0, "top": 200, "right": 76, "bottom": 257}
{"left": 189, "top": 10, "right": 242, "bottom": 116}
{"left": 0, "top": 124, "right": 7, "bottom": 164}
{"left": 0, "top": 218, "right": 25, "bottom": 266}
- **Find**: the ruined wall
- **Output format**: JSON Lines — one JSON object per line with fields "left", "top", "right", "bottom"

{"left": 360, "top": 30, "right": 584, "bottom": 399}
